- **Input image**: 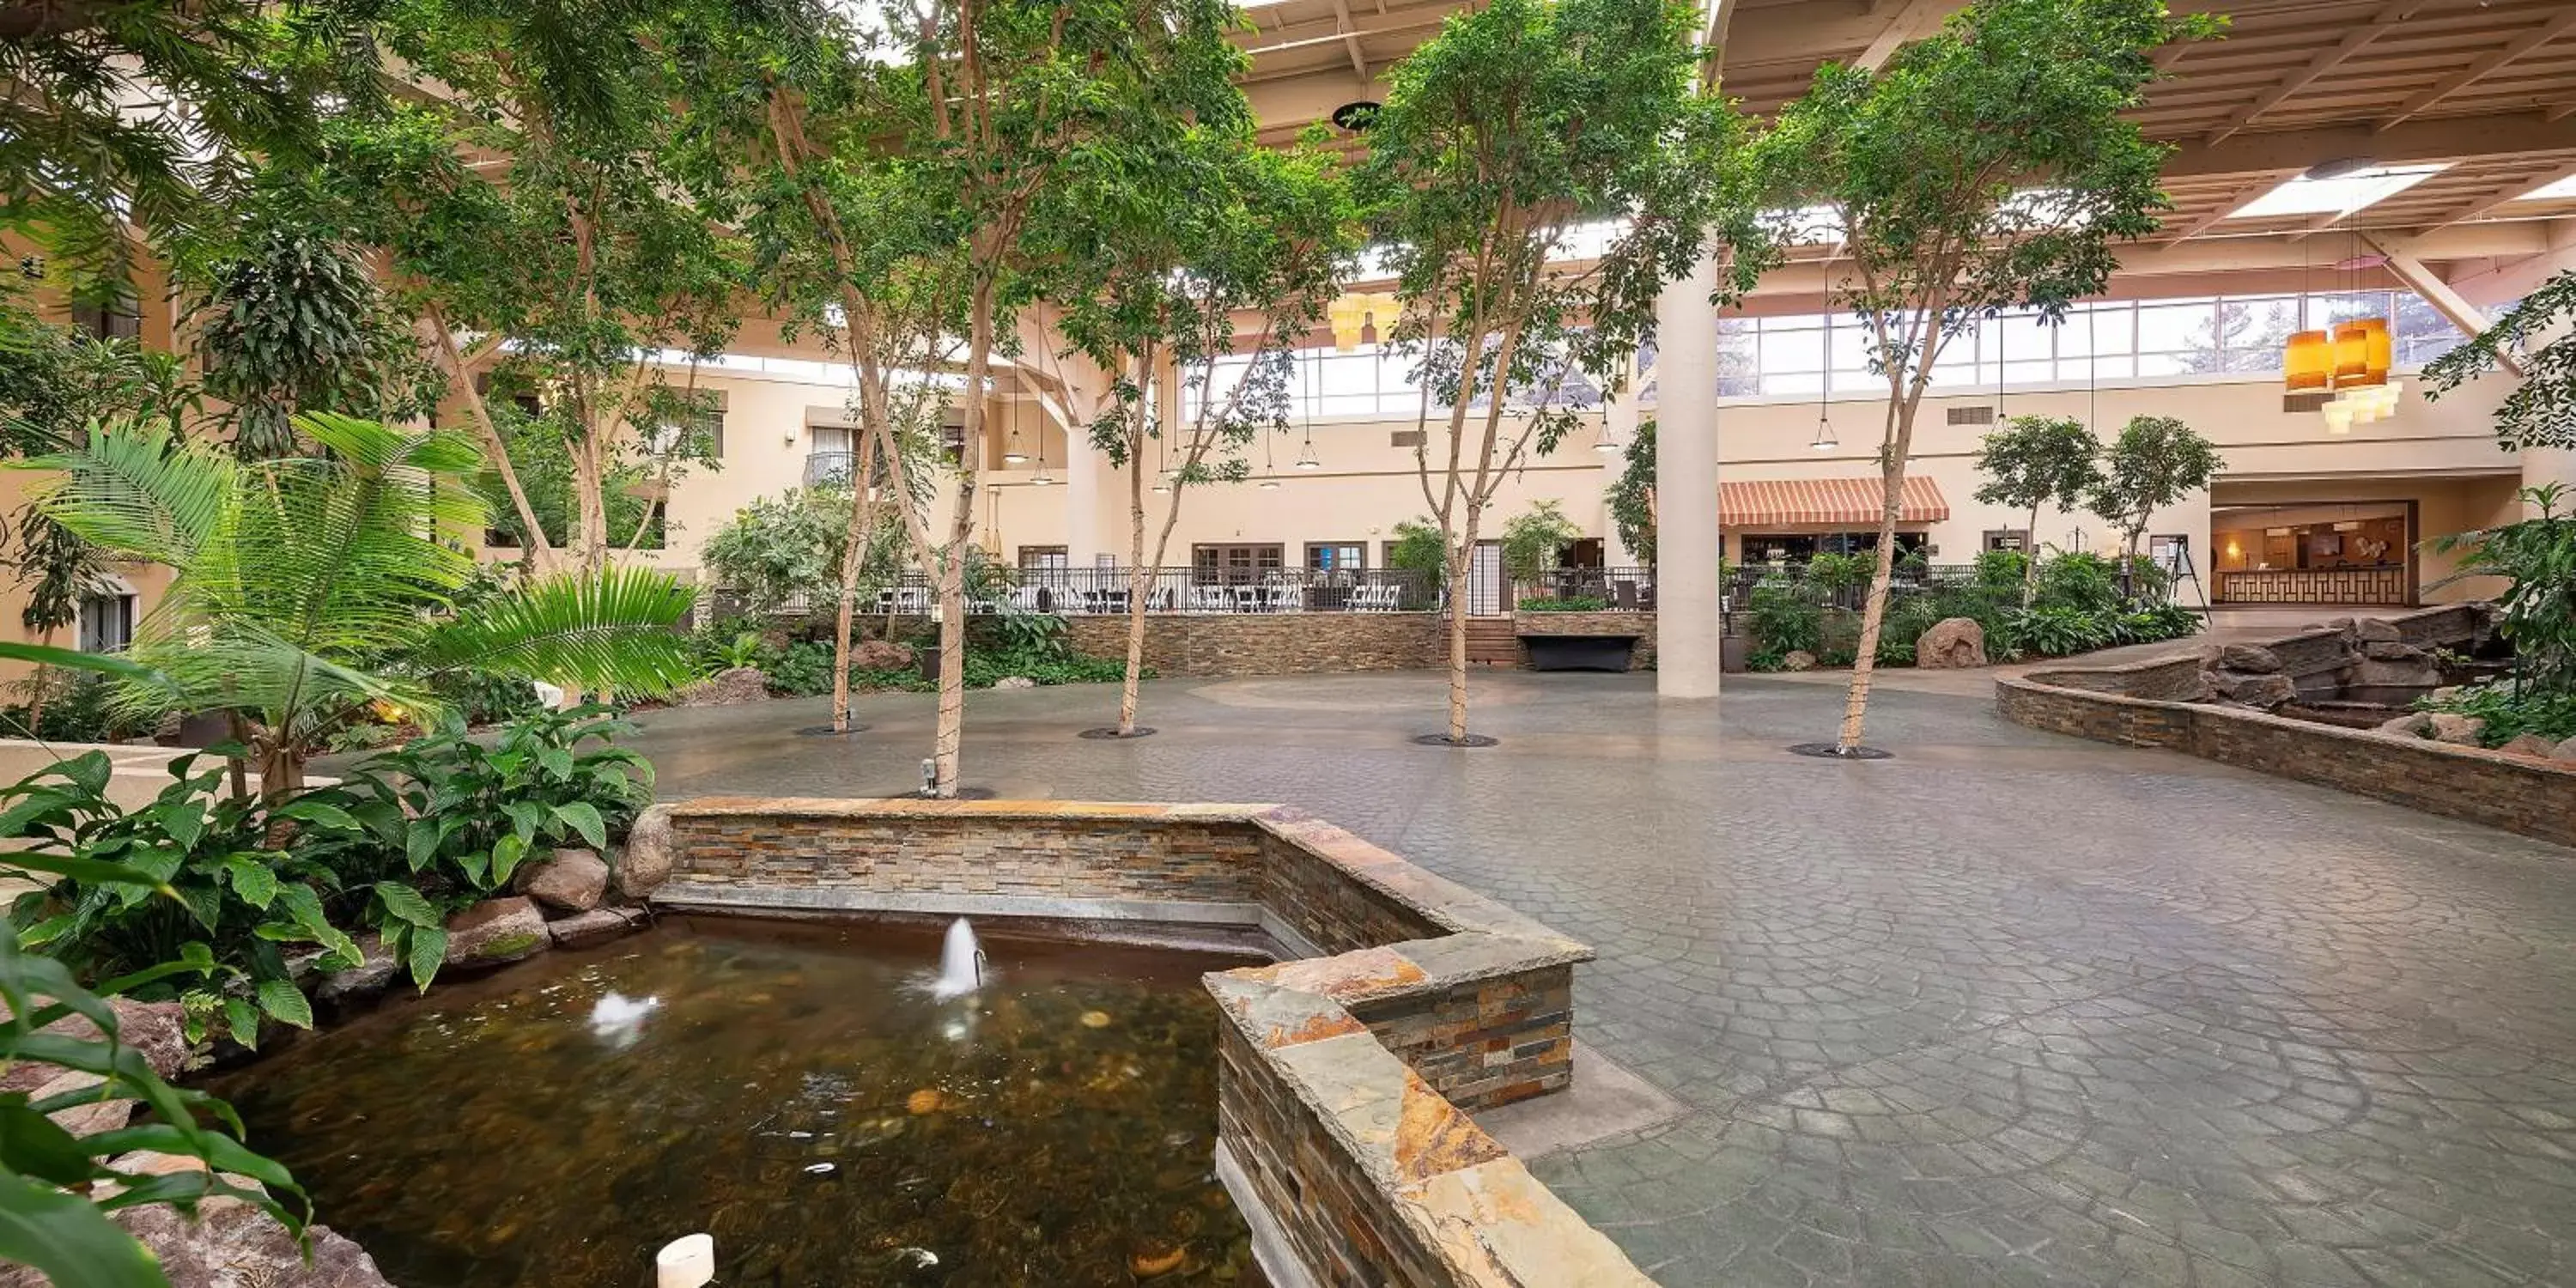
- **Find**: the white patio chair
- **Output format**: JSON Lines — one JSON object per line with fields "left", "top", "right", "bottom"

{"left": 1145, "top": 585, "right": 1174, "bottom": 613}
{"left": 1193, "top": 585, "right": 1230, "bottom": 613}
{"left": 1266, "top": 581, "right": 1302, "bottom": 613}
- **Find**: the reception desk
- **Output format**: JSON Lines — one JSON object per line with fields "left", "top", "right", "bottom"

{"left": 2215, "top": 565, "right": 2409, "bottom": 605}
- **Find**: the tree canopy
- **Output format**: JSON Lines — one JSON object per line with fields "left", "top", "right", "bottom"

{"left": 2422, "top": 270, "right": 2576, "bottom": 454}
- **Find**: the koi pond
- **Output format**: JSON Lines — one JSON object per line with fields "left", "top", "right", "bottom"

{"left": 208, "top": 915, "right": 1267, "bottom": 1287}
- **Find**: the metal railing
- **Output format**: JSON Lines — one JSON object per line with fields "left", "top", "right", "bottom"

{"left": 720, "top": 566, "right": 1439, "bottom": 617}
{"left": 803, "top": 451, "right": 856, "bottom": 488}
{"left": 1518, "top": 567, "right": 1657, "bottom": 611}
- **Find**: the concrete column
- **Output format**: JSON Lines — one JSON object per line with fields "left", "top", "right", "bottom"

{"left": 1655, "top": 253, "right": 1723, "bottom": 700}
{"left": 1601, "top": 355, "right": 1639, "bottom": 566}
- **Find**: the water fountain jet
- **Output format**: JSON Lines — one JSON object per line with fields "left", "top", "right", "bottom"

{"left": 933, "top": 918, "right": 986, "bottom": 999}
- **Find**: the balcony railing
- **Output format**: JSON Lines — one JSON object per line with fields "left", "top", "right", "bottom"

{"left": 723, "top": 567, "right": 1442, "bottom": 617}
{"left": 803, "top": 451, "right": 855, "bottom": 488}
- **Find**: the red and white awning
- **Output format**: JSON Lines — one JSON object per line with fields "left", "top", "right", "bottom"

{"left": 1719, "top": 477, "right": 1950, "bottom": 527}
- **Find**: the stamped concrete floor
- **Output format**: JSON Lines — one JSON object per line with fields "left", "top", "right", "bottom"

{"left": 623, "top": 671, "right": 2576, "bottom": 1287}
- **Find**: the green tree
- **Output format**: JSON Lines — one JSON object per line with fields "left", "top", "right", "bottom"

{"left": 2427, "top": 483, "right": 2573, "bottom": 698}
{"left": 1971, "top": 414, "right": 2101, "bottom": 605}
{"left": 1608, "top": 418, "right": 1657, "bottom": 565}
{"left": 17, "top": 414, "right": 698, "bottom": 797}
{"left": 701, "top": 487, "right": 851, "bottom": 618}
{"left": 2422, "top": 269, "right": 2576, "bottom": 455}
{"left": 1501, "top": 499, "right": 1583, "bottom": 589}
{"left": 1362, "top": 0, "right": 1768, "bottom": 744}
{"left": 2085, "top": 413, "right": 2222, "bottom": 586}
{"left": 1753, "top": 0, "right": 2213, "bottom": 754}
{"left": 1045, "top": 130, "right": 1356, "bottom": 736}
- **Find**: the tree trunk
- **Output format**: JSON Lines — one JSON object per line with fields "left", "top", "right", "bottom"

{"left": 2022, "top": 501, "right": 2042, "bottom": 607}
{"left": 829, "top": 438, "right": 881, "bottom": 735}
{"left": 1835, "top": 398, "right": 1921, "bottom": 753}
{"left": 256, "top": 737, "right": 305, "bottom": 804}
{"left": 1444, "top": 532, "right": 1473, "bottom": 743}
{"left": 424, "top": 307, "right": 555, "bottom": 576}
{"left": 931, "top": 277, "right": 999, "bottom": 797}
{"left": 1118, "top": 432, "right": 1150, "bottom": 736}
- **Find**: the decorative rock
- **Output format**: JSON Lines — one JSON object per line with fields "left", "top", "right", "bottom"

{"left": 2427, "top": 713, "right": 2486, "bottom": 746}
{"left": 854, "top": 639, "right": 915, "bottom": 671}
{"left": 2555, "top": 737, "right": 2576, "bottom": 762}
{"left": 675, "top": 665, "right": 769, "bottom": 706}
{"left": 2216, "top": 643, "right": 2282, "bottom": 673}
{"left": 1780, "top": 650, "right": 1816, "bottom": 672}
{"left": 2354, "top": 617, "right": 2403, "bottom": 642}
{"left": 33, "top": 1069, "right": 131, "bottom": 1138}
{"left": 2375, "top": 712, "right": 2434, "bottom": 738}
{"left": 106, "top": 1196, "right": 392, "bottom": 1288}
{"left": 2209, "top": 671, "right": 2296, "bottom": 708}
{"left": 0, "top": 998, "right": 189, "bottom": 1094}
{"left": 316, "top": 940, "right": 400, "bottom": 1007}
{"left": 443, "top": 897, "right": 551, "bottom": 969}
{"left": 992, "top": 676, "right": 1037, "bottom": 690}
{"left": 515, "top": 848, "right": 610, "bottom": 914}
{"left": 2497, "top": 733, "right": 2559, "bottom": 759}
{"left": 1913, "top": 617, "right": 1989, "bottom": 670}
{"left": 617, "top": 804, "right": 676, "bottom": 899}
{"left": 2360, "top": 640, "right": 2427, "bottom": 662}
{"left": 2350, "top": 659, "right": 2443, "bottom": 690}
{"left": 548, "top": 906, "right": 647, "bottom": 948}
{"left": 2427, "top": 685, "right": 2464, "bottom": 703}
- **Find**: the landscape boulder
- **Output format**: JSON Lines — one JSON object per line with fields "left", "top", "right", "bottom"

{"left": 2427, "top": 713, "right": 2487, "bottom": 746}
{"left": 2497, "top": 733, "right": 2560, "bottom": 759}
{"left": 2353, "top": 617, "right": 2403, "bottom": 643}
{"left": 676, "top": 665, "right": 769, "bottom": 706}
{"left": 992, "top": 676, "right": 1037, "bottom": 690}
{"left": 1913, "top": 617, "right": 1989, "bottom": 670}
{"left": 854, "top": 639, "right": 915, "bottom": 671}
{"left": 0, "top": 997, "right": 189, "bottom": 1094}
{"left": 2348, "top": 658, "right": 2443, "bottom": 690}
{"left": 2360, "top": 640, "right": 2428, "bottom": 662}
{"left": 1780, "top": 651, "right": 1816, "bottom": 672}
{"left": 0, "top": 1149, "right": 396, "bottom": 1288}
{"left": 2215, "top": 643, "right": 2282, "bottom": 673}
{"left": 33, "top": 1069, "right": 132, "bottom": 1138}
{"left": 549, "top": 906, "right": 648, "bottom": 948}
{"left": 2209, "top": 671, "right": 2296, "bottom": 708}
{"left": 443, "top": 897, "right": 551, "bottom": 969}
{"left": 2558, "top": 737, "right": 2576, "bottom": 763}
{"left": 314, "top": 941, "right": 400, "bottom": 1009}
{"left": 617, "top": 803, "right": 676, "bottom": 898}
{"left": 2375, "top": 712, "right": 2433, "bottom": 738}
{"left": 514, "top": 848, "right": 609, "bottom": 913}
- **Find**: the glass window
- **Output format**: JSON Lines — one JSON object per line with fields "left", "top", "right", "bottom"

{"left": 77, "top": 593, "right": 136, "bottom": 653}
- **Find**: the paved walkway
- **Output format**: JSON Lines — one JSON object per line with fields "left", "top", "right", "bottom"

{"left": 624, "top": 671, "right": 2576, "bottom": 1288}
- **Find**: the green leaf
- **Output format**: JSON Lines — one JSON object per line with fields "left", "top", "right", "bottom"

{"left": 404, "top": 817, "right": 442, "bottom": 872}
{"left": 0, "top": 641, "right": 161, "bottom": 684}
{"left": 56, "top": 751, "right": 112, "bottom": 800}
{"left": 0, "top": 1169, "right": 169, "bottom": 1288}
{"left": 271, "top": 799, "right": 361, "bottom": 833}
{"left": 253, "top": 979, "right": 313, "bottom": 1030}
{"left": 404, "top": 926, "right": 447, "bottom": 990}
{"left": 502, "top": 801, "right": 543, "bottom": 844}
{"left": 222, "top": 996, "right": 260, "bottom": 1050}
{"left": 490, "top": 833, "right": 527, "bottom": 888}
{"left": 537, "top": 747, "right": 574, "bottom": 780}
{"left": 0, "top": 1102, "right": 106, "bottom": 1186}
{"left": 550, "top": 802, "right": 607, "bottom": 850}
{"left": 374, "top": 881, "right": 440, "bottom": 928}
{"left": 221, "top": 856, "right": 279, "bottom": 909}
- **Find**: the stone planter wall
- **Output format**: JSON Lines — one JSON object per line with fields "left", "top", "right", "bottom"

{"left": 1999, "top": 612, "right": 2574, "bottom": 851}
{"left": 1509, "top": 611, "right": 1657, "bottom": 671}
{"left": 1061, "top": 612, "right": 1444, "bottom": 677}
{"left": 653, "top": 798, "right": 1647, "bottom": 1287}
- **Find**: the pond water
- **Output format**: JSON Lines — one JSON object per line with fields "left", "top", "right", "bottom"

{"left": 209, "top": 916, "right": 1266, "bottom": 1287}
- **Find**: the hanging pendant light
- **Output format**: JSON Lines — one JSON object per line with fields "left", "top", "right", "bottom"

{"left": 2285, "top": 330, "right": 2332, "bottom": 392}
{"left": 1294, "top": 440, "right": 1321, "bottom": 470}
{"left": 2322, "top": 401, "right": 2354, "bottom": 434}
{"left": 1151, "top": 471, "right": 1172, "bottom": 494}
{"left": 1812, "top": 409, "right": 1838, "bottom": 452}
{"left": 1004, "top": 384, "right": 1031, "bottom": 463}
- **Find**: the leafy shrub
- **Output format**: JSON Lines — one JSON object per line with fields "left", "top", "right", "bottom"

{"left": 2006, "top": 605, "right": 2111, "bottom": 657}
{"left": 0, "top": 669, "right": 149, "bottom": 744}
{"left": 2032, "top": 551, "right": 2122, "bottom": 615}
{"left": 1878, "top": 597, "right": 1946, "bottom": 666}
{"left": 422, "top": 665, "right": 541, "bottom": 726}
{"left": 324, "top": 706, "right": 649, "bottom": 988}
{"left": 2417, "top": 681, "right": 2576, "bottom": 748}
{"left": 1804, "top": 551, "right": 1873, "bottom": 592}
{"left": 764, "top": 640, "right": 838, "bottom": 696}
{"left": 1, "top": 750, "right": 364, "bottom": 1047}
{"left": 1747, "top": 585, "right": 1824, "bottom": 655}
{"left": 1973, "top": 548, "right": 2028, "bottom": 592}
{"left": 1516, "top": 595, "right": 1611, "bottom": 612}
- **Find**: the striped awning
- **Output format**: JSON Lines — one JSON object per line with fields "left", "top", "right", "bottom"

{"left": 1720, "top": 477, "right": 1949, "bottom": 527}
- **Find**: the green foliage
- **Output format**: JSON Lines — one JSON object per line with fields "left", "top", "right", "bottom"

{"left": 0, "top": 922, "right": 310, "bottom": 1288}
{"left": 17, "top": 415, "right": 698, "bottom": 793}
{"left": 1804, "top": 552, "right": 1874, "bottom": 592}
{"left": 1387, "top": 520, "right": 1449, "bottom": 581}
{"left": 1500, "top": 500, "right": 1582, "bottom": 585}
{"left": 2418, "top": 682, "right": 2576, "bottom": 749}
{"left": 2421, "top": 270, "right": 2576, "bottom": 453}
{"left": 322, "top": 707, "right": 650, "bottom": 989}
{"left": 2007, "top": 606, "right": 2111, "bottom": 657}
{"left": 1516, "top": 597, "right": 1612, "bottom": 612}
{"left": 0, "top": 751, "right": 363, "bottom": 1049}
{"left": 1748, "top": 585, "right": 1826, "bottom": 656}
{"left": 764, "top": 641, "right": 840, "bottom": 697}
{"left": 2427, "top": 483, "right": 2576, "bottom": 696}
{"left": 2032, "top": 550, "right": 2123, "bottom": 615}
{"left": 1974, "top": 416, "right": 2101, "bottom": 517}
{"left": 700, "top": 488, "right": 852, "bottom": 618}
{"left": 0, "top": 671, "right": 149, "bottom": 744}
{"left": 1974, "top": 549, "right": 2029, "bottom": 591}
{"left": 1608, "top": 419, "right": 1657, "bottom": 564}
{"left": 2085, "top": 414, "right": 2224, "bottom": 564}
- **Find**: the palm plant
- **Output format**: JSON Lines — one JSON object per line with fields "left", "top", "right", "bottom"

{"left": 17, "top": 412, "right": 698, "bottom": 797}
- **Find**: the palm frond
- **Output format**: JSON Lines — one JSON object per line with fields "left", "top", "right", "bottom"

{"left": 411, "top": 568, "right": 700, "bottom": 696}
{"left": 15, "top": 422, "right": 236, "bottom": 568}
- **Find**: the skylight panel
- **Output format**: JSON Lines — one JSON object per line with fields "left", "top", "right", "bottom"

{"left": 2512, "top": 173, "right": 2576, "bottom": 203}
{"left": 2229, "top": 165, "right": 2445, "bottom": 221}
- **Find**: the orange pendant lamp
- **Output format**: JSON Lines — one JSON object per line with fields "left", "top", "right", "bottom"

{"left": 2284, "top": 330, "right": 2332, "bottom": 392}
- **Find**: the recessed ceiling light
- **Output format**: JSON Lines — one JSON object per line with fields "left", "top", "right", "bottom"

{"left": 2229, "top": 165, "right": 2445, "bottom": 220}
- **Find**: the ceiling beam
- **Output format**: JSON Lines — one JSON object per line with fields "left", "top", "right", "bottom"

{"left": 2366, "top": 232, "right": 2523, "bottom": 376}
{"left": 2163, "top": 172, "right": 2300, "bottom": 243}
{"left": 2378, "top": 9, "right": 2576, "bottom": 132}
{"left": 2414, "top": 160, "right": 2576, "bottom": 234}
{"left": 2162, "top": 111, "right": 2576, "bottom": 181}
{"left": 2203, "top": 0, "right": 2426, "bottom": 148}
{"left": 1856, "top": 0, "right": 1952, "bottom": 71}
{"left": 1326, "top": 0, "right": 1368, "bottom": 81}
{"left": 2550, "top": 100, "right": 2576, "bottom": 124}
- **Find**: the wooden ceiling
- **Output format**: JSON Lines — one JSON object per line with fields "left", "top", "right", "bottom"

{"left": 1230, "top": 0, "right": 2576, "bottom": 296}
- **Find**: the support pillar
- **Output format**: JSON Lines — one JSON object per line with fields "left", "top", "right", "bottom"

{"left": 1655, "top": 254, "right": 1723, "bottom": 700}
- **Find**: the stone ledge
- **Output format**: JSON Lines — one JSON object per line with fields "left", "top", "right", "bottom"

{"left": 656, "top": 796, "right": 1636, "bottom": 1288}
